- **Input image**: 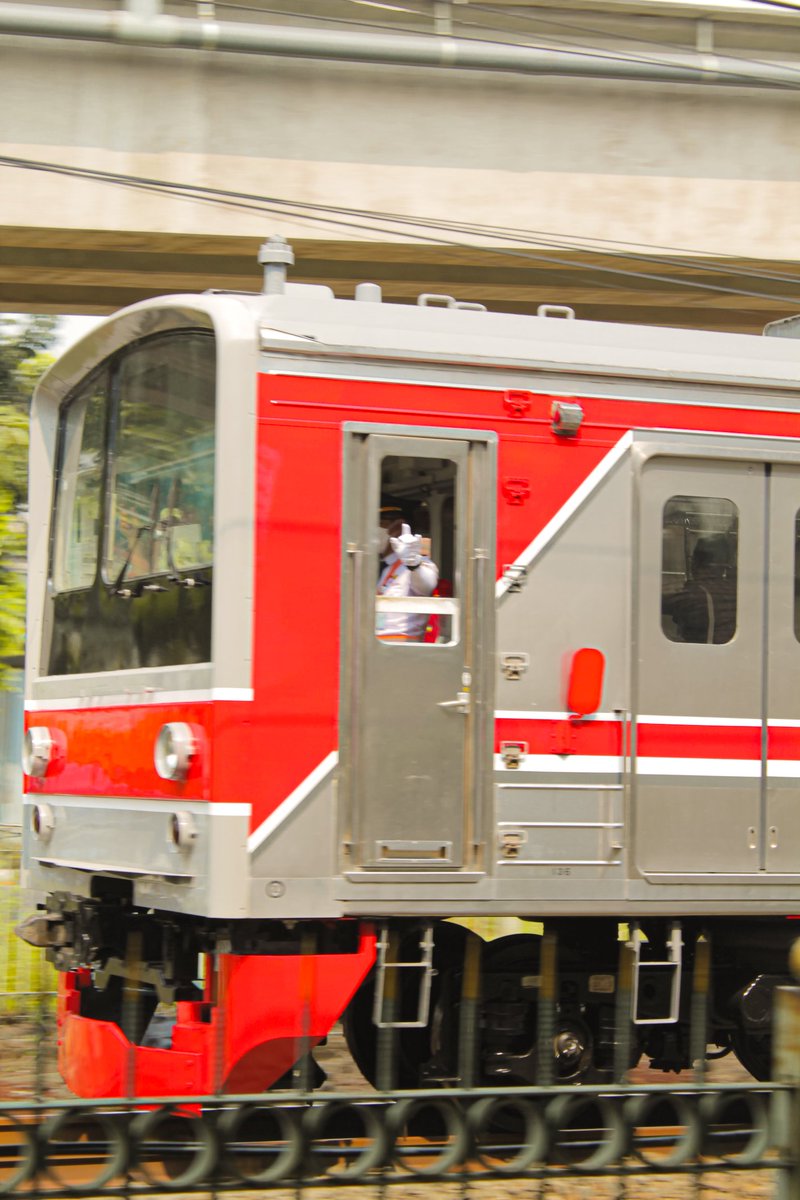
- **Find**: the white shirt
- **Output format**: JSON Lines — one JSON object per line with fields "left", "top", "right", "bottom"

{"left": 376, "top": 552, "right": 439, "bottom": 641}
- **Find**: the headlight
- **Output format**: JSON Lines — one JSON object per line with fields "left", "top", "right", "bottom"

{"left": 154, "top": 723, "right": 198, "bottom": 782}
{"left": 23, "top": 727, "right": 55, "bottom": 778}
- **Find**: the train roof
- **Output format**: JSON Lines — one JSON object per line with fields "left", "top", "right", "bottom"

{"left": 43, "top": 283, "right": 800, "bottom": 405}
{"left": 254, "top": 284, "right": 800, "bottom": 394}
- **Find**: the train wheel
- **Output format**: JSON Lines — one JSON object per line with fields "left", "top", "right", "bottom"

{"left": 342, "top": 922, "right": 478, "bottom": 1088}
{"left": 478, "top": 933, "right": 613, "bottom": 1086}
{"left": 732, "top": 1029, "right": 772, "bottom": 1081}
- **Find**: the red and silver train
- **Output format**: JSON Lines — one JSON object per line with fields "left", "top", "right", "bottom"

{"left": 18, "top": 237, "right": 800, "bottom": 1096}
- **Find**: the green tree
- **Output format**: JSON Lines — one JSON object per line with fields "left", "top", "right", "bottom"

{"left": 0, "top": 316, "right": 58, "bottom": 684}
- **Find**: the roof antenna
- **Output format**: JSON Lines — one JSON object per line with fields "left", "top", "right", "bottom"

{"left": 258, "top": 235, "right": 295, "bottom": 295}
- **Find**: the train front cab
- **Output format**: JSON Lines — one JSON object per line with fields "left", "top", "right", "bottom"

{"left": 19, "top": 296, "right": 502, "bottom": 1097}
{"left": 19, "top": 299, "right": 376, "bottom": 1096}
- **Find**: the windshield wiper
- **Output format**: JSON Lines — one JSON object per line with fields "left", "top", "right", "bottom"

{"left": 163, "top": 475, "right": 210, "bottom": 590}
{"left": 108, "top": 482, "right": 167, "bottom": 598}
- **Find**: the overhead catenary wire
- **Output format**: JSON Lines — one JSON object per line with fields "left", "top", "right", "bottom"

{"left": 2, "top": 153, "right": 800, "bottom": 307}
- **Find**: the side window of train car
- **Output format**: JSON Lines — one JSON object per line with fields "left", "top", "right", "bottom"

{"left": 661, "top": 495, "right": 739, "bottom": 645}
{"left": 376, "top": 455, "right": 458, "bottom": 645}
{"left": 52, "top": 374, "right": 107, "bottom": 591}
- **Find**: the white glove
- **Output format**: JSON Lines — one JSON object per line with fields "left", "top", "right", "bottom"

{"left": 390, "top": 523, "right": 422, "bottom": 568}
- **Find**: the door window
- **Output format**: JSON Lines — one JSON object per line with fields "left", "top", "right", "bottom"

{"left": 375, "top": 454, "right": 459, "bottom": 645}
{"left": 661, "top": 495, "right": 738, "bottom": 645}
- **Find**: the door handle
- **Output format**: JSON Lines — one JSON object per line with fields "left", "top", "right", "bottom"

{"left": 438, "top": 692, "right": 470, "bottom": 715}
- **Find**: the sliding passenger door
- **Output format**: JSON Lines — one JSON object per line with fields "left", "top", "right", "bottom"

{"left": 764, "top": 466, "right": 800, "bottom": 874}
{"left": 634, "top": 456, "right": 765, "bottom": 876}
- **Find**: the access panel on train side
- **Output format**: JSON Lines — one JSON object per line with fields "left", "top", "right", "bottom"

{"left": 338, "top": 425, "right": 496, "bottom": 873}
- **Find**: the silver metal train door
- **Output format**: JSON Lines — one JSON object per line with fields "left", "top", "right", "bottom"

{"left": 339, "top": 424, "right": 496, "bottom": 873}
{"left": 634, "top": 454, "right": 765, "bottom": 876}
{"left": 764, "top": 465, "right": 800, "bottom": 874}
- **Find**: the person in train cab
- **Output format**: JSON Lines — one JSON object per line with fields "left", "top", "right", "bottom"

{"left": 377, "top": 505, "right": 439, "bottom": 642}
{"left": 663, "top": 535, "right": 737, "bottom": 645}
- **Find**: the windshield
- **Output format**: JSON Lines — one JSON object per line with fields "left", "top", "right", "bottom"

{"left": 107, "top": 336, "right": 215, "bottom": 584}
{"left": 47, "top": 330, "right": 216, "bottom": 675}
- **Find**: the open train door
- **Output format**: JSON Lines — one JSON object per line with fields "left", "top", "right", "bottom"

{"left": 339, "top": 424, "right": 496, "bottom": 874}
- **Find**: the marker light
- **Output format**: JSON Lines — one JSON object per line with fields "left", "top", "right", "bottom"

{"left": 170, "top": 811, "right": 197, "bottom": 849}
{"left": 31, "top": 803, "right": 55, "bottom": 842}
{"left": 23, "top": 727, "right": 55, "bottom": 778}
{"left": 154, "top": 723, "right": 198, "bottom": 782}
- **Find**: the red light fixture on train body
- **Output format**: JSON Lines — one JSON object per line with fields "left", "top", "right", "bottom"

{"left": 566, "top": 647, "right": 606, "bottom": 718}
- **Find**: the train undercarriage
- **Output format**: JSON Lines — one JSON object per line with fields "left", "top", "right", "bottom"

{"left": 18, "top": 885, "right": 795, "bottom": 1095}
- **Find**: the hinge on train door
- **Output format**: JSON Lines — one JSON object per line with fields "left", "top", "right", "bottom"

{"left": 372, "top": 924, "right": 435, "bottom": 1029}
{"left": 630, "top": 921, "right": 683, "bottom": 1025}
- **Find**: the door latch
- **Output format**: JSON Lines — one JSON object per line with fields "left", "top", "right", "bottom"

{"left": 438, "top": 692, "right": 470, "bottom": 715}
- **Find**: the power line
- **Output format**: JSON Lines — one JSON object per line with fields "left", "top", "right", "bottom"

{"left": 2, "top": 154, "right": 800, "bottom": 306}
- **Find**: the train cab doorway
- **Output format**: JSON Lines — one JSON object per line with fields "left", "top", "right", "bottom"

{"left": 634, "top": 449, "right": 800, "bottom": 878}
{"left": 339, "top": 425, "right": 496, "bottom": 874}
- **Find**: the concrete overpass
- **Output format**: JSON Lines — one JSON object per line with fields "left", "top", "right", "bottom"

{"left": 2, "top": 0, "right": 800, "bottom": 331}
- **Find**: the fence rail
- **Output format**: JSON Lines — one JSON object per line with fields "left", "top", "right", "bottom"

{"left": 0, "top": 1082, "right": 791, "bottom": 1195}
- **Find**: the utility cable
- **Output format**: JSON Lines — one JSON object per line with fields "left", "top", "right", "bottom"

{"left": 2, "top": 154, "right": 800, "bottom": 305}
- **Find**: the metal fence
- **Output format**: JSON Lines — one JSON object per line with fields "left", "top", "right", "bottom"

{"left": 0, "top": 1081, "right": 791, "bottom": 1196}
